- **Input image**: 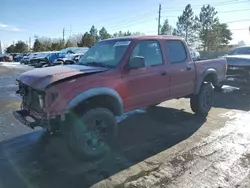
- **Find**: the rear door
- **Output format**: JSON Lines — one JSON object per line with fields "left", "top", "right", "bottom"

{"left": 164, "top": 40, "right": 195, "bottom": 97}
{"left": 122, "top": 40, "right": 170, "bottom": 110}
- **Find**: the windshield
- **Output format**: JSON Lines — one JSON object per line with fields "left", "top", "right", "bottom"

{"left": 60, "top": 47, "right": 87, "bottom": 54}
{"left": 37, "top": 53, "right": 50, "bottom": 57}
{"left": 29, "top": 53, "right": 38, "bottom": 58}
{"left": 230, "top": 47, "right": 250, "bottom": 55}
{"left": 78, "top": 40, "right": 131, "bottom": 68}
{"left": 74, "top": 48, "right": 89, "bottom": 54}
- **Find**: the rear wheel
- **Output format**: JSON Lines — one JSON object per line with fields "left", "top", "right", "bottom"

{"left": 190, "top": 83, "right": 214, "bottom": 116}
{"left": 68, "top": 108, "right": 116, "bottom": 160}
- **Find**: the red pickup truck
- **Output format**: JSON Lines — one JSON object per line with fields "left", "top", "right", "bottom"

{"left": 13, "top": 36, "right": 227, "bottom": 159}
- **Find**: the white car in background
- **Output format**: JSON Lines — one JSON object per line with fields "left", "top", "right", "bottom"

{"left": 190, "top": 48, "right": 200, "bottom": 60}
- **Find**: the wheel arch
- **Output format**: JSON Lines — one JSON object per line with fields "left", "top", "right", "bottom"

{"left": 66, "top": 87, "right": 123, "bottom": 116}
{"left": 194, "top": 68, "right": 218, "bottom": 94}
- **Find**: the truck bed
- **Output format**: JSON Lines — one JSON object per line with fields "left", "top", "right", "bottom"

{"left": 195, "top": 58, "right": 227, "bottom": 84}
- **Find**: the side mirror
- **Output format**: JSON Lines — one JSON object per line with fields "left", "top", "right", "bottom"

{"left": 127, "top": 56, "right": 145, "bottom": 69}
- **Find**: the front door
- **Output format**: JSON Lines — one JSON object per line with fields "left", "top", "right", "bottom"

{"left": 122, "top": 40, "right": 170, "bottom": 110}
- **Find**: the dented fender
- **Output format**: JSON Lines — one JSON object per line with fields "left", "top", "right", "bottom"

{"left": 66, "top": 87, "right": 123, "bottom": 115}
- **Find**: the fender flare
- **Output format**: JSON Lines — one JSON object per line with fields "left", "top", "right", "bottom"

{"left": 66, "top": 87, "right": 123, "bottom": 115}
{"left": 194, "top": 68, "right": 218, "bottom": 94}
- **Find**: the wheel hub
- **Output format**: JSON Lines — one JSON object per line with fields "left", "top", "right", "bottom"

{"left": 83, "top": 118, "right": 107, "bottom": 150}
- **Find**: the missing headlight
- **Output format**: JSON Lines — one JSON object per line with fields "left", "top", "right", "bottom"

{"left": 38, "top": 94, "right": 44, "bottom": 109}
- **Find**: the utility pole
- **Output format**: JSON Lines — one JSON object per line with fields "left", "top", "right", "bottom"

{"left": 158, "top": 4, "right": 161, "bottom": 35}
{"left": 63, "top": 28, "right": 65, "bottom": 43}
{"left": 29, "top": 37, "right": 31, "bottom": 51}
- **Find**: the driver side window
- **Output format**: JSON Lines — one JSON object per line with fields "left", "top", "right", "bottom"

{"left": 130, "top": 40, "right": 163, "bottom": 67}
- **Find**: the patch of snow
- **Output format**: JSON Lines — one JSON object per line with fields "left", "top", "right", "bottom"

{"left": 0, "top": 62, "right": 33, "bottom": 70}
{"left": 222, "top": 85, "right": 240, "bottom": 93}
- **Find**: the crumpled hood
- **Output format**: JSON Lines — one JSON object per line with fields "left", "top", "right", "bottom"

{"left": 64, "top": 54, "right": 77, "bottom": 59}
{"left": 18, "top": 65, "right": 109, "bottom": 90}
{"left": 225, "top": 55, "right": 250, "bottom": 59}
{"left": 225, "top": 55, "right": 250, "bottom": 67}
{"left": 61, "top": 53, "right": 82, "bottom": 60}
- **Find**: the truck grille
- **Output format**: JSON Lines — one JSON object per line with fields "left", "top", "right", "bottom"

{"left": 18, "top": 83, "right": 45, "bottom": 113}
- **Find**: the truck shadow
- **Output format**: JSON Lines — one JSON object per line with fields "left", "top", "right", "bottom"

{"left": 0, "top": 107, "right": 205, "bottom": 188}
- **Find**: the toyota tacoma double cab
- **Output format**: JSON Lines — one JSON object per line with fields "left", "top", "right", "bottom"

{"left": 13, "top": 36, "right": 227, "bottom": 159}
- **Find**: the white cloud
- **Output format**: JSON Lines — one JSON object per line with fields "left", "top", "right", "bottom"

{"left": 0, "top": 22, "right": 22, "bottom": 32}
{"left": 0, "top": 23, "right": 8, "bottom": 28}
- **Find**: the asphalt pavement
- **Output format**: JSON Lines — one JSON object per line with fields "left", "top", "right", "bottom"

{"left": 0, "top": 62, "right": 250, "bottom": 188}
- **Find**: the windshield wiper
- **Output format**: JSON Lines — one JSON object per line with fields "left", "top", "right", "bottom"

{"left": 84, "top": 62, "right": 111, "bottom": 68}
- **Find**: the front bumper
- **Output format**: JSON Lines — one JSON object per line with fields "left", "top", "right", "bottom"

{"left": 13, "top": 110, "right": 39, "bottom": 128}
{"left": 13, "top": 109, "right": 67, "bottom": 129}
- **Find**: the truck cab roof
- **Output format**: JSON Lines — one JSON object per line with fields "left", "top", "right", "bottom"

{"left": 104, "top": 35, "right": 184, "bottom": 41}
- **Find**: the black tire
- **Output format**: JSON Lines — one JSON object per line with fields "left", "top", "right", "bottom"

{"left": 190, "top": 83, "right": 214, "bottom": 116}
{"left": 68, "top": 108, "right": 116, "bottom": 160}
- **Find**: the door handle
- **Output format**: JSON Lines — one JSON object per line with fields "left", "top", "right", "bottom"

{"left": 160, "top": 71, "right": 167, "bottom": 76}
{"left": 186, "top": 66, "right": 192, "bottom": 71}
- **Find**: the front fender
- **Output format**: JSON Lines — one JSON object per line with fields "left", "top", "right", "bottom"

{"left": 66, "top": 87, "right": 123, "bottom": 115}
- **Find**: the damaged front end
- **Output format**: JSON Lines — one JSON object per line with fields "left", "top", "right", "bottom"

{"left": 12, "top": 65, "right": 110, "bottom": 130}
{"left": 13, "top": 81, "right": 59, "bottom": 131}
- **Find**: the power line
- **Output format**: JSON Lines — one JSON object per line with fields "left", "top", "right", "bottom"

{"left": 162, "top": 8, "right": 250, "bottom": 19}
{"left": 104, "top": 12, "right": 157, "bottom": 27}
{"left": 66, "top": 1, "right": 249, "bottom": 36}
{"left": 83, "top": 0, "right": 248, "bottom": 30}
{"left": 161, "top": 0, "right": 249, "bottom": 12}
{"left": 68, "top": 17, "right": 250, "bottom": 36}
{"left": 102, "top": 0, "right": 245, "bottom": 27}
{"left": 231, "top": 28, "right": 250, "bottom": 31}
{"left": 57, "top": 0, "right": 250, "bottom": 38}
{"left": 107, "top": 19, "right": 156, "bottom": 31}
{"left": 66, "top": 15, "right": 250, "bottom": 36}
{"left": 77, "top": 11, "right": 157, "bottom": 29}
{"left": 160, "top": 0, "right": 241, "bottom": 7}
{"left": 219, "top": 8, "right": 250, "bottom": 14}
{"left": 108, "top": 18, "right": 250, "bottom": 31}
{"left": 225, "top": 19, "right": 250, "bottom": 24}
{"left": 64, "top": 12, "right": 158, "bottom": 34}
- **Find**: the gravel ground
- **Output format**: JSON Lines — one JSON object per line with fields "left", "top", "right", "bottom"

{"left": 0, "top": 63, "right": 250, "bottom": 188}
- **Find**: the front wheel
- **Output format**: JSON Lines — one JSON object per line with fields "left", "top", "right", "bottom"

{"left": 68, "top": 108, "right": 117, "bottom": 160}
{"left": 190, "top": 83, "right": 214, "bottom": 116}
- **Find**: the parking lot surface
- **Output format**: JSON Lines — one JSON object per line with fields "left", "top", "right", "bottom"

{"left": 0, "top": 63, "right": 250, "bottom": 188}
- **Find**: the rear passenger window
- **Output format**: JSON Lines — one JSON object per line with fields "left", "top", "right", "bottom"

{"left": 166, "top": 40, "right": 187, "bottom": 63}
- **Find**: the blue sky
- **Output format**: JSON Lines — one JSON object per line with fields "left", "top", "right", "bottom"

{"left": 0, "top": 0, "right": 250, "bottom": 49}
